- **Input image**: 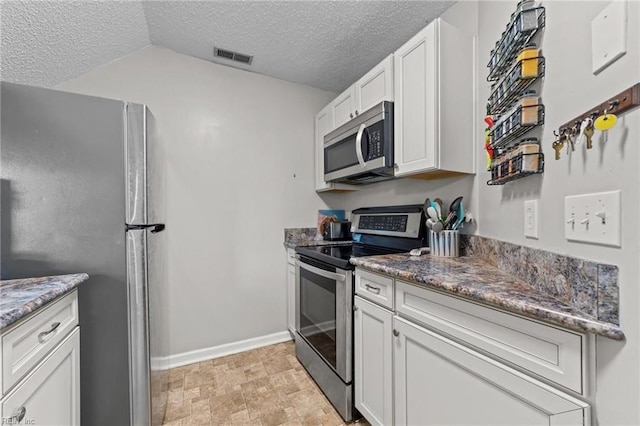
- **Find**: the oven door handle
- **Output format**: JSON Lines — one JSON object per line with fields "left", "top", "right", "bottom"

{"left": 296, "top": 260, "right": 347, "bottom": 282}
{"left": 355, "top": 123, "right": 367, "bottom": 168}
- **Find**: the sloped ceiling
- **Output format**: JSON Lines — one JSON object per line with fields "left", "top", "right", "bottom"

{"left": 0, "top": 1, "right": 151, "bottom": 88}
{"left": 1, "top": 1, "right": 456, "bottom": 92}
{"left": 142, "top": 1, "right": 456, "bottom": 92}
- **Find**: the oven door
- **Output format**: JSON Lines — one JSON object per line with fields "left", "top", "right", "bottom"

{"left": 295, "top": 256, "right": 353, "bottom": 383}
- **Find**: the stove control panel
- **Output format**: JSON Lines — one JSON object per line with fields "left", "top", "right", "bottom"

{"left": 358, "top": 215, "right": 408, "bottom": 232}
{"left": 351, "top": 207, "right": 423, "bottom": 238}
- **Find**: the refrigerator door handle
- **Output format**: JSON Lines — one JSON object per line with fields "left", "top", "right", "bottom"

{"left": 125, "top": 223, "right": 165, "bottom": 233}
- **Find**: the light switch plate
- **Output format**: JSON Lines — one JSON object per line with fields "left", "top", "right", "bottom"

{"left": 591, "top": 0, "right": 627, "bottom": 74}
{"left": 564, "top": 190, "right": 621, "bottom": 247}
{"left": 524, "top": 200, "right": 539, "bottom": 239}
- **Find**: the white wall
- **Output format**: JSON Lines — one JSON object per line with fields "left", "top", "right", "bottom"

{"left": 58, "top": 46, "right": 335, "bottom": 356}
{"left": 476, "top": 2, "right": 640, "bottom": 424}
{"left": 331, "top": 1, "right": 640, "bottom": 423}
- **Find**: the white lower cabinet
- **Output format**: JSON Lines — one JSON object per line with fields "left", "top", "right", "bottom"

{"left": 393, "top": 317, "right": 589, "bottom": 426}
{"left": 1, "top": 328, "right": 80, "bottom": 426}
{"left": 286, "top": 248, "right": 297, "bottom": 338}
{"left": 354, "top": 296, "right": 393, "bottom": 426}
{"left": 287, "top": 263, "right": 296, "bottom": 338}
{"left": 353, "top": 268, "right": 591, "bottom": 426}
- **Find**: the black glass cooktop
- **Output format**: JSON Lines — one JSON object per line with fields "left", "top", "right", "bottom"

{"left": 296, "top": 243, "right": 406, "bottom": 270}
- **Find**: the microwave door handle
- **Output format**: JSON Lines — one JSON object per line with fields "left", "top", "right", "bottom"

{"left": 296, "top": 260, "right": 346, "bottom": 282}
{"left": 355, "top": 123, "right": 367, "bottom": 168}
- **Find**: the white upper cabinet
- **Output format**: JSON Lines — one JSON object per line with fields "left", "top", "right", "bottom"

{"left": 394, "top": 18, "right": 474, "bottom": 177}
{"left": 330, "top": 55, "right": 395, "bottom": 133}
{"left": 315, "top": 104, "right": 334, "bottom": 191}
{"left": 354, "top": 55, "right": 394, "bottom": 115}
{"left": 331, "top": 87, "right": 357, "bottom": 129}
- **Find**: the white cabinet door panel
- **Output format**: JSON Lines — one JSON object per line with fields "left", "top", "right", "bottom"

{"left": 395, "top": 280, "right": 585, "bottom": 394}
{"left": 394, "top": 24, "right": 437, "bottom": 176}
{"left": 1, "top": 328, "right": 80, "bottom": 426}
{"left": 2, "top": 291, "right": 78, "bottom": 395}
{"left": 355, "top": 55, "right": 394, "bottom": 114}
{"left": 287, "top": 263, "right": 296, "bottom": 337}
{"left": 332, "top": 87, "right": 356, "bottom": 129}
{"left": 314, "top": 105, "right": 333, "bottom": 191}
{"left": 393, "top": 317, "right": 588, "bottom": 426}
{"left": 354, "top": 297, "right": 393, "bottom": 426}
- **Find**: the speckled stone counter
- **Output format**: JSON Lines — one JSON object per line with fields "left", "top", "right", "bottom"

{"left": 0, "top": 274, "right": 89, "bottom": 331}
{"left": 350, "top": 254, "right": 624, "bottom": 340}
{"left": 284, "top": 228, "right": 352, "bottom": 249}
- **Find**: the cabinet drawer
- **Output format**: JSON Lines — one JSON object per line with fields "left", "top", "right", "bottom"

{"left": 1, "top": 328, "right": 80, "bottom": 426}
{"left": 355, "top": 269, "right": 394, "bottom": 310}
{"left": 395, "top": 280, "right": 585, "bottom": 394}
{"left": 2, "top": 291, "right": 79, "bottom": 395}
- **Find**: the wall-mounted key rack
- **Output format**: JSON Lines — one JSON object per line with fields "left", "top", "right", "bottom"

{"left": 557, "top": 83, "right": 640, "bottom": 135}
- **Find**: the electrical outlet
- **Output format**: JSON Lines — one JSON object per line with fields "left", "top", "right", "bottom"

{"left": 564, "top": 191, "right": 621, "bottom": 247}
{"left": 524, "top": 200, "right": 539, "bottom": 239}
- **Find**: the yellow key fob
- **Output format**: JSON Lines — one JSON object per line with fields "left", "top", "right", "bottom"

{"left": 594, "top": 114, "right": 617, "bottom": 131}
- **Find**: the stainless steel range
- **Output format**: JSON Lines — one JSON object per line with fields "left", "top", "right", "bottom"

{"left": 294, "top": 205, "right": 427, "bottom": 421}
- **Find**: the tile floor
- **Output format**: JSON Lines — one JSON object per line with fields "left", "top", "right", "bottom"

{"left": 162, "top": 340, "right": 368, "bottom": 425}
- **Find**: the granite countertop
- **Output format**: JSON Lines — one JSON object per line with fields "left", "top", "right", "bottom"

{"left": 0, "top": 274, "right": 89, "bottom": 331}
{"left": 350, "top": 254, "right": 624, "bottom": 340}
{"left": 283, "top": 227, "right": 352, "bottom": 249}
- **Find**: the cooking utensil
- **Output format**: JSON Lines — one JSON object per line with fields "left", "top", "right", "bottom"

{"left": 432, "top": 200, "right": 443, "bottom": 220}
{"left": 427, "top": 206, "right": 440, "bottom": 223}
{"left": 444, "top": 196, "right": 463, "bottom": 229}
{"left": 453, "top": 201, "right": 466, "bottom": 230}
{"left": 431, "top": 220, "right": 444, "bottom": 233}
{"left": 423, "top": 198, "right": 431, "bottom": 216}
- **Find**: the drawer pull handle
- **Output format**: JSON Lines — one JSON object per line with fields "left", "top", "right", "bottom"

{"left": 393, "top": 329, "right": 400, "bottom": 337}
{"left": 11, "top": 406, "right": 26, "bottom": 422}
{"left": 365, "top": 284, "right": 381, "bottom": 294}
{"left": 38, "top": 321, "right": 61, "bottom": 343}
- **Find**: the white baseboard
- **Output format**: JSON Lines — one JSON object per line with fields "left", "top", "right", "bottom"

{"left": 151, "top": 330, "right": 293, "bottom": 370}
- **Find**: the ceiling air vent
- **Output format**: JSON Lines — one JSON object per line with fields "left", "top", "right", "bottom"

{"left": 213, "top": 47, "right": 253, "bottom": 65}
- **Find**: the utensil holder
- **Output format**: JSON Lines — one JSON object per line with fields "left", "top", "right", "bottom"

{"left": 429, "top": 230, "right": 460, "bottom": 257}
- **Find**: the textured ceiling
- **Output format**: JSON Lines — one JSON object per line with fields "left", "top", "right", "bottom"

{"left": 0, "top": 1, "right": 456, "bottom": 92}
{"left": 0, "top": 1, "right": 150, "bottom": 88}
{"left": 142, "top": 1, "right": 456, "bottom": 92}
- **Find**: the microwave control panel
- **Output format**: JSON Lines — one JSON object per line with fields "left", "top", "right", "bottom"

{"left": 366, "top": 129, "right": 383, "bottom": 160}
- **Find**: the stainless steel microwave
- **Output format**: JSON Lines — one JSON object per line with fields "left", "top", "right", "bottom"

{"left": 324, "top": 101, "right": 394, "bottom": 184}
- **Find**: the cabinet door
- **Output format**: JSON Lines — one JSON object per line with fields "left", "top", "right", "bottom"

{"left": 393, "top": 21, "right": 438, "bottom": 176}
{"left": 331, "top": 85, "right": 356, "bottom": 129}
{"left": 354, "top": 296, "right": 393, "bottom": 426}
{"left": 287, "top": 263, "right": 296, "bottom": 337}
{"left": 355, "top": 55, "right": 394, "bottom": 114}
{"left": 393, "top": 318, "right": 589, "bottom": 426}
{"left": 1, "top": 328, "right": 80, "bottom": 426}
{"left": 314, "top": 104, "right": 334, "bottom": 191}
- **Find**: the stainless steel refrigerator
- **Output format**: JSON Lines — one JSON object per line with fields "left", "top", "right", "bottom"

{"left": 1, "top": 81, "right": 169, "bottom": 425}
